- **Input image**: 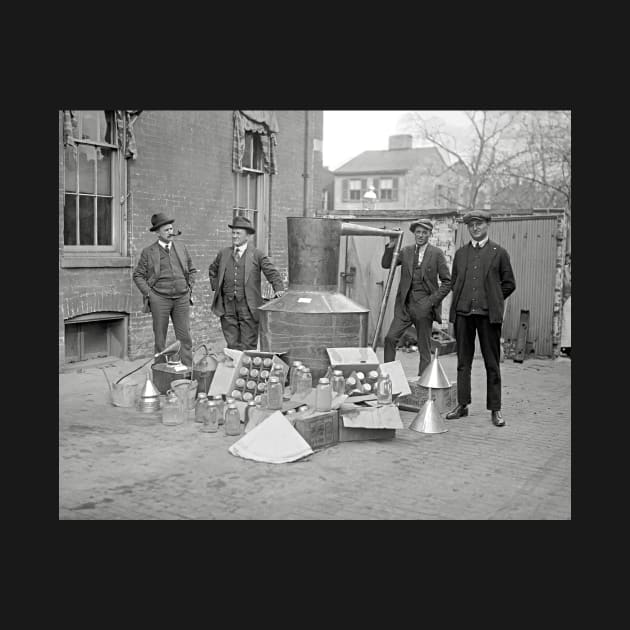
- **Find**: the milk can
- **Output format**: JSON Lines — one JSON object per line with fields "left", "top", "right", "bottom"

{"left": 224, "top": 403, "right": 242, "bottom": 436}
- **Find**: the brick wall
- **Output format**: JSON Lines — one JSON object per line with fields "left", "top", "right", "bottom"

{"left": 59, "top": 110, "right": 323, "bottom": 368}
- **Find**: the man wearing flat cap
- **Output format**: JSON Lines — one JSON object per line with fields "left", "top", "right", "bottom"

{"left": 209, "top": 216, "right": 285, "bottom": 350}
{"left": 133, "top": 213, "right": 198, "bottom": 368}
{"left": 446, "top": 210, "right": 516, "bottom": 427}
{"left": 381, "top": 218, "right": 451, "bottom": 376}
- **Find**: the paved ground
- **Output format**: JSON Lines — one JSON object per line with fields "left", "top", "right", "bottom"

{"left": 59, "top": 349, "right": 571, "bottom": 520}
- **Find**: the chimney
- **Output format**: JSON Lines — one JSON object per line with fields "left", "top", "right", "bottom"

{"left": 388, "top": 134, "right": 413, "bottom": 150}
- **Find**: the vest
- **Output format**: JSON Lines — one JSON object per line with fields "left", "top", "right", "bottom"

{"left": 456, "top": 243, "right": 490, "bottom": 315}
{"left": 410, "top": 246, "right": 431, "bottom": 296}
{"left": 223, "top": 250, "right": 246, "bottom": 300}
{"left": 152, "top": 245, "right": 188, "bottom": 297}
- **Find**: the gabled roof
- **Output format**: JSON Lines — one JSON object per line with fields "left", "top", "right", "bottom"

{"left": 334, "top": 146, "right": 445, "bottom": 175}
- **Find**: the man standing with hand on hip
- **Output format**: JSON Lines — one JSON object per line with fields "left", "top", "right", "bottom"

{"left": 133, "top": 213, "right": 198, "bottom": 368}
{"left": 381, "top": 218, "right": 451, "bottom": 377}
{"left": 446, "top": 210, "right": 516, "bottom": 427}
{"left": 209, "top": 216, "right": 285, "bottom": 351}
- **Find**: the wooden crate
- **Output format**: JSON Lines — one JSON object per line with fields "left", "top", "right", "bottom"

{"left": 293, "top": 410, "right": 339, "bottom": 450}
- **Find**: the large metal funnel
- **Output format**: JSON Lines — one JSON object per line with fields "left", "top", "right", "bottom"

{"left": 418, "top": 349, "right": 451, "bottom": 389}
{"left": 408, "top": 397, "right": 448, "bottom": 434}
{"left": 259, "top": 217, "right": 400, "bottom": 380}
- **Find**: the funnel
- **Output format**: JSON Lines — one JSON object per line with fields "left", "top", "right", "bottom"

{"left": 418, "top": 349, "right": 451, "bottom": 389}
{"left": 159, "top": 339, "right": 181, "bottom": 358}
{"left": 408, "top": 397, "right": 448, "bottom": 434}
{"left": 137, "top": 371, "right": 161, "bottom": 413}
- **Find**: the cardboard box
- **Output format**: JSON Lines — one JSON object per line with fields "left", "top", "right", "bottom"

{"left": 397, "top": 380, "right": 458, "bottom": 414}
{"left": 208, "top": 349, "right": 288, "bottom": 398}
{"left": 339, "top": 404, "right": 403, "bottom": 430}
{"left": 338, "top": 425, "right": 395, "bottom": 442}
{"left": 293, "top": 410, "right": 339, "bottom": 450}
{"left": 326, "top": 347, "right": 379, "bottom": 379}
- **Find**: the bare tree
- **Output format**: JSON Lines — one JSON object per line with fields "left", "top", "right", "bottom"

{"left": 399, "top": 111, "right": 529, "bottom": 210}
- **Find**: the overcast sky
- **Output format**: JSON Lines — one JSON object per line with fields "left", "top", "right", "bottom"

{"left": 322, "top": 110, "right": 469, "bottom": 171}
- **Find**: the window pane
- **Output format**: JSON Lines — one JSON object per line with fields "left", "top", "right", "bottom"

{"left": 249, "top": 175, "right": 258, "bottom": 210}
{"left": 238, "top": 175, "right": 248, "bottom": 209}
{"left": 79, "top": 196, "right": 95, "bottom": 245}
{"left": 78, "top": 145, "right": 96, "bottom": 193}
{"left": 96, "top": 111, "right": 109, "bottom": 143}
{"left": 103, "top": 111, "right": 114, "bottom": 144}
{"left": 65, "top": 146, "right": 77, "bottom": 192}
{"left": 97, "top": 147, "right": 112, "bottom": 194}
{"left": 81, "top": 111, "right": 99, "bottom": 141}
{"left": 243, "top": 134, "right": 253, "bottom": 168}
{"left": 97, "top": 198, "right": 112, "bottom": 245}
{"left": 64, "top": 195, "right": 77, "bottom": 245}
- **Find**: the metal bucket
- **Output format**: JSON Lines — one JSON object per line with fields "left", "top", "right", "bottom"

{"left": 111, "top": 381, "right": 141, "bottom": 407}
{"left": 169, "top": 379, "right": 198, "bottom": 416}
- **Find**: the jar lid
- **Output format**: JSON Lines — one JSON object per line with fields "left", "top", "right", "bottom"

{"left": 227, "top": 403, "right": 238, "bottom": 409}
{"left": 292, "top": 360, "right": 303, "bottom": 366}
{"left": 213, "top": 395, "right": 224, "bottom": 400}
{"left": 197, "top": 392, "right": 208, "bottom": 398}
{"left": 333, "top": 370, "right": 344, "bottom": 376}
{"left": 268, "top": 376, "right": 280, "bottom": 383}
{"left": 318, "top": 378, "right": 330, "bottom": 384}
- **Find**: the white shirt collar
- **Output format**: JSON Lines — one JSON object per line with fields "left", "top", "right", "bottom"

{"left": 158, "top": 240, "right": 172, "bottom": 250}
{"left": 234, "top": 243, "right": 248, "bottom": 255}
{"left": 471, "top": 236, "right": 489, "bottom": 249}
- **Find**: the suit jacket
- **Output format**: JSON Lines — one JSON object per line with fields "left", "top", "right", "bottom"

{"left": 133, "top": 241, "right": 198, "bottom": 312}
{"left": 381, "top": 243, "right": 451, "bottom": 324}
{"left": 448, "top": 240, "right": 516, "bottom": 324}
{"left": 208, "top": 246, "right": 284, "bottom": 322}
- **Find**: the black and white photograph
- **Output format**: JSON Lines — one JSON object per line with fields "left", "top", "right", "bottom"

{"left": 58, "top": 109, "right": 571, "bottom": 520}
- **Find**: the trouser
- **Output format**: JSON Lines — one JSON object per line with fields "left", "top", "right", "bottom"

{"left": 148, "top": 292, "right": 193, "bottom": 367}
{"left": 454, "top": 314, "right": 502, "bottom": 411}
{"left": 221, "top": 295, "right": 259, "bottom": 351}
{"left": 384, "top": 292, "right": 434, "bottom": 376}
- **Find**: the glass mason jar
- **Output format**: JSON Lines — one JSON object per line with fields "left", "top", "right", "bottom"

{"left": 331, "top": 370, "right": 345, "bottom": 397}
{"left": 289, "top": 361, "right": 303, "bottom": 394}
{"left": 244, "top": 400, "right": 257, "bottom": 426}
{"left": 376, "top": 372, "right": 393, "bottom": 405}
{"left": 262, "top": 357, "right": 273, "bottom": 369}
{"left": 242, "top": 391, "right": 254, "bottom": 402}
{"left": 231, "top": 389, "right": 243, "bottom": 401}
{"left": 266, "top": 376, "right": 284, "bottom": 410}
{"left": 296, "top": 368, "right": 312, "bottom": 399}
{"left": 259, "top": 369, "right": 270, "bottom": 380}
{"left": 252, "top": 356, "right": 263, "bottom": 367}
{"left": 239, "top": 366, "right": 250, "bottom": 377}
{"left": 224, "top": 403, "right": 242, "bottom": 436}
{"left": 241, "top": 355, "right": 251, "bottom": 366}
{"left": 162, "top": 392, "right": 184, "bottom": 426}
{"left": 200, "top": 399, "right": 220, "bottom": 432}
{"left": 284, "top": 408, "right": 297, "bottom": 426}
{"left": 367, "top": 370, "right": 380, "bottom": 384}
{"left": 249, "top": 368, "right": 260, "bottom": 379}
{"left": 345, "top": 376, "right": 357, "bottom": 393}
{"left": 223, "top": 397, "right": 235, "bottom": 425}
{"left": 315, "top": 377, "right": 333, "bottom": 412}
{"left": 212, "top": 395, "right": 225, "bottom": 421}
{"left": 194, "top": 392, "right": 208, "bottom": 423}
{"left": 355, "top": 371, "right": 366, "bottom": 383}
{"left": 271, "top": 364, "right": 285, "bottom": 385}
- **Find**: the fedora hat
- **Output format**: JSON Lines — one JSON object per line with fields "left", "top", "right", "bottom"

{"left": 462, "top": 210, "right": 491, "bottom": 224}
{"left": 149, "top": 212, "right": 175, "bottom": 232}
{"left": 410, "top": 218, "right": 434, "bottom": 232}
{"left": 228, "top": 216, "right": 256, "bottom": 234}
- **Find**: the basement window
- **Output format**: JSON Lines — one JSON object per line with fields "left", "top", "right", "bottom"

{"left": 64, "top": 312, "right": 127, "bottom": 363}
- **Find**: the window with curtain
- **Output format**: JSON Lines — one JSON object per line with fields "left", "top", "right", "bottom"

{"left": 233, "top": 132, "right": 265, "bottom": 249}
{"left": 64, "top": 111, "right": 120, "bottom": 252}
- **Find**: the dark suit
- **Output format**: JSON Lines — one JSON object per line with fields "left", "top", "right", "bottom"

{"left": 133, "top": 240, "right": 198, "bottom": 366}
{"left": 449, "top": 240, "right": 516, "bottom": 411}
{"left": 209, "top": 245, "right": 284, "bottom": 350}
{"left": 382, "top": 242, "right": 451, "bottom": 376}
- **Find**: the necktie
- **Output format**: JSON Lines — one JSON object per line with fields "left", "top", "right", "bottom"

{"left": 234, "top": 248, "right": 241, "bottom": 260}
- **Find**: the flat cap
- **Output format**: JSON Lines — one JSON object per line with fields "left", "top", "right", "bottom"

{"left": 462, "top": 210, "right": 492, "bottom": 224}
{"left": 410, "top": 218, "right": 434, "bottom": 232}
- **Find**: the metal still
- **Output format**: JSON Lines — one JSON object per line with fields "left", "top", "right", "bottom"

{"left": 259, "top": 217, "right": 402, "bottom": 381}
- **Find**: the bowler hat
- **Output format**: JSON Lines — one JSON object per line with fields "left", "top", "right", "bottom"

{"left": 149, "top": 212, "right": 175, "bottom": 231}
{"left": 463, "top": 210, "right": 492, "bottom": 224}
{"left": 410, "top": 218, "right": 434, "bottom": 232}
{"left": 228, "top": 216, "right": 256, "bottom": 234}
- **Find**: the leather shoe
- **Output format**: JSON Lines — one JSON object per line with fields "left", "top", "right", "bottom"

{"left": 446, "top": 404, "right": 468, "bottom": 419}
{"left": 491, "top": 411, "right": 505, "bottom": 427}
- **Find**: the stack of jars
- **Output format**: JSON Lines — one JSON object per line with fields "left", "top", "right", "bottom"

{"left": 229, "top": 353, "right": 283, "bottom": 403}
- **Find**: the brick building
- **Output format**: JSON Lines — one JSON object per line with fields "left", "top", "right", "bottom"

{"left": 59, "top": 110, "right": 323, "bottom": 370}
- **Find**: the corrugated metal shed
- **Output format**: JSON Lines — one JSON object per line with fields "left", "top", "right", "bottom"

{"left": 455, "top": 215, "right": 562, "bottom": 357}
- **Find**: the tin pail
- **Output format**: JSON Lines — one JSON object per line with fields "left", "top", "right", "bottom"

{"left": 111, "top": 381, "right": 141, "bottom": 407}
{"left": 170, "top": 379, "right": 198, "bottom": 413}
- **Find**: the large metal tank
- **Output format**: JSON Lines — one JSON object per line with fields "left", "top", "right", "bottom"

{"left": 259, "top": 217, "right": 399, "bottom": 381}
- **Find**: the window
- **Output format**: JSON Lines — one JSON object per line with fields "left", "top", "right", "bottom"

{"left": 380, "top": 178, "right": 393, "bottom": 200}
{"left": 233, "top": 132, "right": 268, "bottom": 250}
{"left": 349, "top": 179, "right": 363, "bottom": 200}
{"left": 64, "top": 111, "right": 121, "bottom": 252}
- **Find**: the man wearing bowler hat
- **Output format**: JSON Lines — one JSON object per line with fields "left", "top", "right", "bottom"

{"left": 133, "top": 213, "right": 198, "bottom": 367}
{"left": 446, "top": 210, "right": 515, "bottom": 427}
{"left": 381, "top": 218, "right": 451, "bottom": 377}
{"left": 209, "top": 216, "right": 285, "bottom": 350}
